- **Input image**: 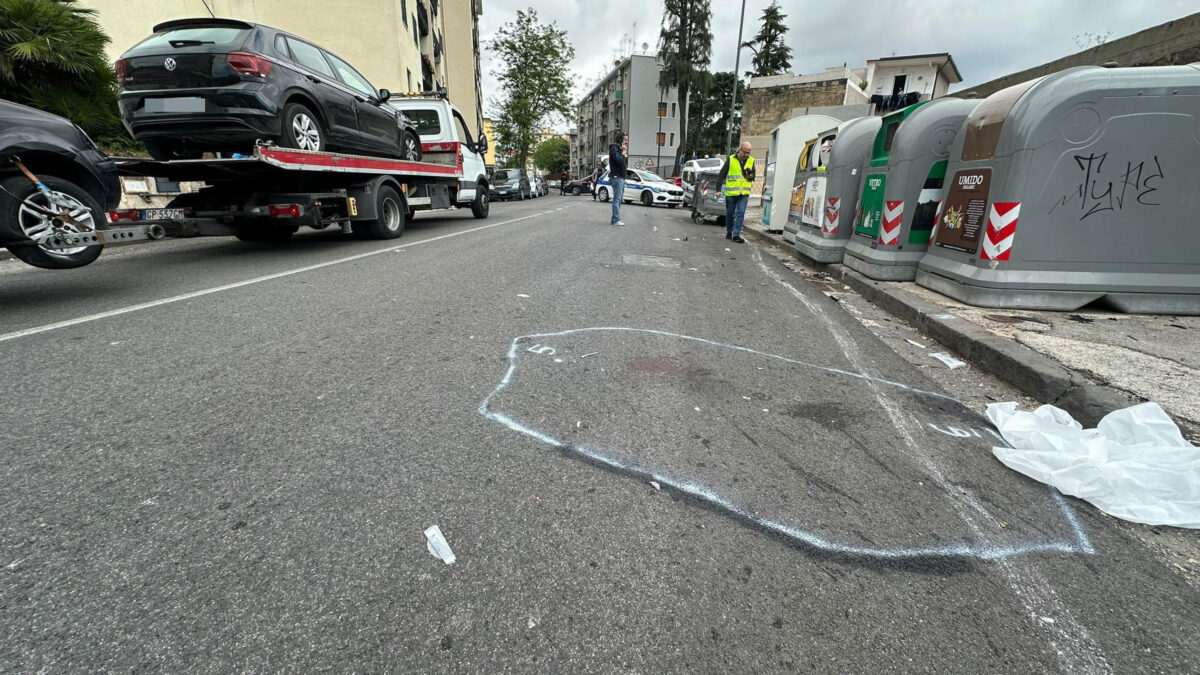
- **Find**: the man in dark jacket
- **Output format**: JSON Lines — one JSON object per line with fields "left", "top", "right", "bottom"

{"left": 608, "top": 132, "right": 628, "bottom": 225}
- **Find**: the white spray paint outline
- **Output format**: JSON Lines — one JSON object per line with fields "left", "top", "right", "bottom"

{"left": 478, "top": 326, "right": 1093, "bottom": 562}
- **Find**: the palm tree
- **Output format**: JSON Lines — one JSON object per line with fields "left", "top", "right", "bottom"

{"left": 0, "top": 0, "right": 128, "bottom": 143}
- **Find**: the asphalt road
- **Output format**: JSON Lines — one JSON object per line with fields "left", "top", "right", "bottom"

{"left": 1, "top": 195, "right": 1197, "bottom": 673}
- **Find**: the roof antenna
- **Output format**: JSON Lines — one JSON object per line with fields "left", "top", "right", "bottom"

{"left": 200, "top": 0, "right": 216, "bottom": 17}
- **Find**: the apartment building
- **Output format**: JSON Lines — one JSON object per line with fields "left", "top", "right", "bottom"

{"left": 576, "top": 54, "right": 684, "bottom": 177}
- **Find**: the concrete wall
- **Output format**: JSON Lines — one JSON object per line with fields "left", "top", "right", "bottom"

{"left": 442, "top": 0, "right": 482, "bottom": 136}
{"left": 960, "top": 12, "right": 1200, "bottom": 97}
{"left": 742, "top": 77, "right": 848, "bottom": 139}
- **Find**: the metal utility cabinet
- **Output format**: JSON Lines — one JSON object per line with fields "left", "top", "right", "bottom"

{"left": 793, "top": 116, "right": 881, "bottom": 263}
{"left": 761, "top": 114, "right": 842, "bottom": 232}
{"left": 918, "top": 65, "right": 1200, "bottom": 314}
{"left": 842, "top": 98, "right": 980, "bottom": 280}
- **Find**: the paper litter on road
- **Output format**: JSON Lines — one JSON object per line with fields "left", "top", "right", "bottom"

{"left": 906, "top": 339, "right": 927, "bottom": 349}
{"left": 988, "top": 402, "right": 1200, "bottom": 528}
{"left": 424, "top": 525, "right": 456, "bottom": 565}
{"left": 516, "top": 294, "right": 531, "bottom": 298}
{"left": 929, "top": 352, "right": 966, "bottom": 369}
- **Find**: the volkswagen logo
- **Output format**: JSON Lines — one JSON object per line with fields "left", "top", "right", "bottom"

{"left": 163, "top": 57, "right": 176, "bottom": 71}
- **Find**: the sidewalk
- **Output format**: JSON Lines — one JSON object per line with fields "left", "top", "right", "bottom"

{"left": 744, "top": 213, "right": 1200, "bottom": 435}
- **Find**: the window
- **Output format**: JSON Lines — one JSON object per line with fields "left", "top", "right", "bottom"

{"left": 656, "top": 132, "right": 666, "bottom": 146}
{"left": 669, "top": 132, "right": 675, "bottom": 147}
{"left": 657, "top": 102, "right": 667, "bottom": 118}
{"left": 401, "top": 0, "right": 407, "bottom": 24}
{"left": 413, "top": 18, "right": 419, "bottom": 47}
{"left": 407, "top": 69, "right": 413, "bottom": 91}
{"left": 131, "top": 25, "right": 249, "bottom": 51}
{"left": 274, "top": 34, "right": 290, "bottom": 59}
{"left": 404, "top": 108, "right": 442, "bottom": 136}
{"left": 325, "top": 52, "right": 376, "bottom": 97}
{"left": 453, "top": 112, "right": 473, "bottom": 149}
{"left": 670, "top": 102, "right": 676, "bottom": 118}
{"left": 287, "top": 38, "right": 335, "bottom": 78}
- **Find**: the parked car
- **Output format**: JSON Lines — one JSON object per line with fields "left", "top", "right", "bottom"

{"left": 0, "top": 99, "right": 119, "bottom": 269}
{"left": 546, "top": 179, "right": 560, "bottom": 190}
{"left": 117, "top": 18, "right": 422, "bottom": 162}
{"left": 489, "top": 168, "right": 530, "bottom": 201}
{"left": 563, "top": 177, "right": 593, "bottom": 196}
{"left": 681, "top": 157, "right": 724, "bottom": 206}
{"left": 386, "top": 94, "right": 491, "bottom": 218}
{"left": 595, "top": 169, "right": 684, "bottom": 207}
{"left": 529, "top": 175, "right": 546, "bottom": 197}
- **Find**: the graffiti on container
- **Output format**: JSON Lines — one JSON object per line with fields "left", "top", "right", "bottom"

{"left": 1049, "top": 152, "right": 1164, "bottom": 220}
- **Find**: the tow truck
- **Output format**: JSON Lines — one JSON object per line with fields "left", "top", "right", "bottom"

{"left": 13, "top": 139, "right": 488, "bottom": 263}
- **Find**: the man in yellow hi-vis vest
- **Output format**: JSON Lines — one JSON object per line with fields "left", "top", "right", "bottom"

{"left": 718, "top": 142, "right": 756, "bottom": 243}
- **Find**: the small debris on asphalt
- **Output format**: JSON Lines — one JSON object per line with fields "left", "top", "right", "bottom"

{"left": 1067, "top": 314, "right": 1094, "bottom": 323}
{"left": 930, "top": 352, "right": 967, "bottom": 369}
{"left": 905, "top": 339, "right": 927, "bottom": 349}
{"left": 516, "top": 293, "right": 531, "bottom": 298}
{"left": 649, "top": 481, "right": 661, "bottom": 491}
{"left": 580, "top": 352, "right": 599, "bottom": 359}
{"left": 424, "top": 525, "right": 456, "bottom": 565}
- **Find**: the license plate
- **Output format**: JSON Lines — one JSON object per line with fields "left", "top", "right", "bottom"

{"left": 142, "top": 208, "right": 186, "bottom": 220}
{"left": 145, "top": 97, "right": 204, "bottom": 113}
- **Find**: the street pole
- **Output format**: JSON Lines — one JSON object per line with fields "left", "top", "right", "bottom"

{"left": 725, "top": 0, "right": 747, "bottom": 156}
{"left": 656, "top": 87, "right": 663, "bottom": 175}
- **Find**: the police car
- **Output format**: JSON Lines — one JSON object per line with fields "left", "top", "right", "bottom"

{"left": 595, "top": 169, "right": 685, "bottom": 208}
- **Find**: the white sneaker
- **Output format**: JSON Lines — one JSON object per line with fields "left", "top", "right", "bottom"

{"left": 614, "top": 221, "right": 626, "bottom": 226}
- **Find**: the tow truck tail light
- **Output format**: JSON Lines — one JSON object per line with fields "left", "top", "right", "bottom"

{"left": 109, "top": 209, "right": 140, "bottom": 222}
{"left": 226, "top": 52, "right": 273, "bottom": 78}
{"left": 115, "top": 59, "right": 128, "bottom": 86}
{"left": 269, "top": 204, "right": 301, "bottom": 218}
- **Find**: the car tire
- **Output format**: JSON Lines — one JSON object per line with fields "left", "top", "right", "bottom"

{"left": 641, "top": 191, "right": 653, "bottom": 207}
{"left": 142, "top": 139, "right": 202, "bottom": 161}
{"left": 471, "top": 185, "right": 490, "bottom": 219}
{"left": 597, "top": 187, "right": 609, "bottom": 202}
{"left": 364, "top": 185, "right": 406, "bottom": 239}
{"left": 401, "top": 130, "right": 422, "bottom": 162}
{"left": 571, "top": 186, "right": 581, "bottom": 196}
{"left": 279, "top": 102, "right": 325, "bottom": 152}
{"left": 0, "top": 175, "right": 104, "bottom": 269}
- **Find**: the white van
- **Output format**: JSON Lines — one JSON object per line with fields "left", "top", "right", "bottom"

{"left": 387, "top": 94, "right": 491, "bottom": 217}
{"left": 681, "top": 157, "right": 725, "bottom": 206}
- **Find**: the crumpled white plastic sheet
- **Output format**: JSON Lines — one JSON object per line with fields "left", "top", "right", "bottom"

{"left": 987, "top": 402, "right": 1200, "bottom": 528}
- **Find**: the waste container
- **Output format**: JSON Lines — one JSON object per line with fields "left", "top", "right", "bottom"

{"left": 782, "top": 136, "right": 819, "bottom": 244}
{"left": 761, "top": 114, "right": 843, "bottom": 232}
{"left": 793, "top": 116, "right": 881, "bottom": 262}
{"left": 690, "top": 169, "right": 727, "bottom": 226}
{"left": 918, "top": 65, "right": 1200, "bottom": 314}
{"left": 842, "top": 98, "right": 981, "bottom": 280}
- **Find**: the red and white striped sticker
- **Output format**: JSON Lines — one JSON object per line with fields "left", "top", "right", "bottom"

{"left": 928, "top": 199, "right": 944, "bottom": 243}
{"left": 823, "top": 197, "right": 840, "bottom": 234}
{"left": 981, "top": 202, "right": 1020, "bottom": 261}
{"left": 878, "top": 200, "right": 904, "bottom": 245}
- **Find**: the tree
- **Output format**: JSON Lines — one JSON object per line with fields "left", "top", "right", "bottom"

{"left": 659, "top": 0, "right": 712, "bottom": 175}
{"left": 686, "top": 71, "right": 746, "bottom": 156}
{"left": 532, "top": 136, "right": 569, "bottom": 175}
{"left": 0, "top": 0, "right": 131, "bottom": 149}
{"left": 488, "top": 10, "right": 575, "bottom": 170}
{"left": 743, "top": 0, "right": 792, "bottom": 78}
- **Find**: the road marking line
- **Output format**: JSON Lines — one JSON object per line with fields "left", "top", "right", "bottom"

{"left": 0, "top": 211, "right": 548, "bottom": 343}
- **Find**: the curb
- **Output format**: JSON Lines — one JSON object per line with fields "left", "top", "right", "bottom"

{"left": 744, "top": 228, "right": 1140, "bottom": 427}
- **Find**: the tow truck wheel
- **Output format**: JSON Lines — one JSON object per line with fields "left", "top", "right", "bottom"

{"left": 364, "top": 185, "right": 406, "bottom": 239}
{"left": 0, "top": 175, "right": 104, "bottom": 269}
{"left": 471, "top": 186, "right": 490, "bottom": 219}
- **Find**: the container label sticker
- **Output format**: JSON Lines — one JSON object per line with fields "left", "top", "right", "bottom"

{"left": 854, "top": 173, "right": 886, "bottom": 239}
{"left": 933, "top": 168, "right": 991, "bottom": 254}
{"left": 801, "top": 176, "right": 826, "bottom": 229}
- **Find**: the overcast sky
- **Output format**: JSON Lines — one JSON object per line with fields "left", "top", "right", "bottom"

{"left": 477, "top": 0, "right": 1198, "bottom": 127}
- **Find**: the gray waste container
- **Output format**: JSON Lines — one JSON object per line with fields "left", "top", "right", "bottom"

{"left": 918, "top": 65, "right": 1200, "bottom": 314}
{"left": 842, "top": 98, "right": 981, "bottom": 280}
{"left": 690, "top": 169, "right": 726, "bottom": 226}
{"left": 793, "top": 116, "right": 881, "bottom": 262}
{"left": 782, "top": 134, "right": 823, "bottom": 244}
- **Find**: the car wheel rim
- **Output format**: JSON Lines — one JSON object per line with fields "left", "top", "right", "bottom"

{"left": 18, "top": 190, "right": 94, "bottom": 256}
{"left": 480, "top": 192, "right": 488, "bottom": 211}
{"left": 381, "top": 196, "right": 402, "bottom": 231}
{"left": 293, "top": 113, "right": 320, "bottom": 150}
{"left": 405, "top": 136, "right": 419, "bottom": 160}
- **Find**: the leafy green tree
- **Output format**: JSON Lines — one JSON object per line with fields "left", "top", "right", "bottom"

{"left": 0, "top": 0, "right": 132, "bottom": 149}
{"left": 532, "top": 136, "right": 569, "bottom": 175}
{"left": 489, "top": 10, "right": 575, "bottom": 169}
{"left": 687, "top": 71, "right": 746, "bottom": 156}
{"left": 743, "top": 0, "right": 792, "bottom": 78}
{"left": 659, "top": 0, "right": 712, "bottom": 175}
